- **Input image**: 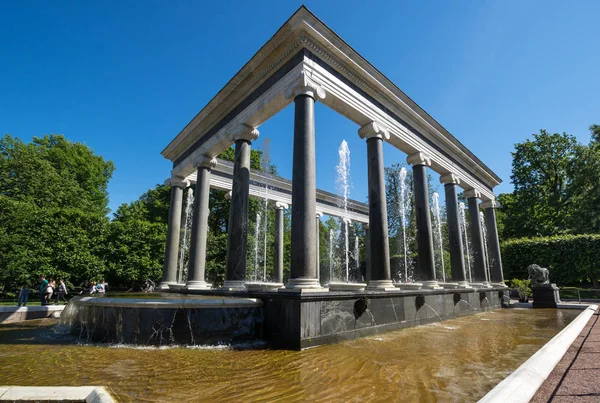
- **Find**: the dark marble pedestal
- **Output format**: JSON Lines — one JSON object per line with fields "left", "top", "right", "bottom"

{"left": 532, "top": 284, "right": 561, "bottom": 308}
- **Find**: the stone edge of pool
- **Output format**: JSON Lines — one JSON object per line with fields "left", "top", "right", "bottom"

{"left": 479, "top": 303, "right": 598, "bottom": 403}
{"left": 0, "top": 305, "right": 66, "bottom": 324}
{"left": 0, "top": 386, "right": 114, "bottom": 402}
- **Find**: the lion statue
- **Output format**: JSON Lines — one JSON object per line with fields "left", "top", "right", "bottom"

{"left": 527, "top": 264, "right": 550, "bottom": 285}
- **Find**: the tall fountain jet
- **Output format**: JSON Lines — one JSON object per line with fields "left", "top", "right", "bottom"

{"left": 177, "top": 187, "right": 195, "bottom": 284}
{"left": 253, "top": 212, "right": 262, "bottom": 282}
{"left": 480, "top": 211, "right": 491, "bottom": 283}
{"left": 329, "top": 229, "right": 335, "bottom": 283}
{"left": 431, "top": 192, "right": 445, "bottom": 283}
{"left": 336, "top": 140, "right": 351, "bottom": 282}
{"left": 398, "top": 167, "right": 412, "bottom": 282}
{"left": 459, "top": 202, "right": 472, "bottom": 283}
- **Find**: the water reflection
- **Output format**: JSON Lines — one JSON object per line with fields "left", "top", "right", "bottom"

{"left": 0, "top": 308, "right": 579, "bottom": 402}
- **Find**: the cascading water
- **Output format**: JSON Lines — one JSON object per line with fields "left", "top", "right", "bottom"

{"left": 254, "top": 213, "right": 261, "bottom": 282}
{"left": 431, "top": 192, "right": 445, "bottom": 283}
{"left": 263, "top": 195, "right": 268, "bottom": 281}
{"left": 354, "top": 236, "right": 360, "bottom": 278}
{"left": 336, "top": 140, "right": 351, "bottom": 283}
{"left": 177, "top": 188, "right": 194, "bottom": 284}
{"left": 459, "top": 202, "right": 472, "bottom": 283}
{"left": 329, "top": 229, "right": 334, "bottom": 283}
{"left": 398, "top": 167, "right": 412, "bottom": 282}
{"left": 480, "top": 211, "right": 491, "bottom": 283}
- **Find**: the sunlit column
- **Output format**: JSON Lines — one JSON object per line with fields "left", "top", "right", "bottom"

{"left": 481, "top": 199, "right": 505, "bottom": 286}
{"left": 440, "top": 173, "right": 470, "bottom": 288}
{"left": 159, "top": 176, "right": 189, "bottom": 290}
{"left": 222, "top": 124, "right": 259, "bottom": 291}
{"left": 274, "top": 202, "right": 288, "bottom": 284}
{"left": 465, "top": 189, "right": 491, "bottom": 288}
{"left": 359, "top": 122, "right": 394, "bottom": 291}
{"left": 285, "top": 71, "right": 326, "bottom": 291}
{"left": 408, "top": 152, "right": 441, "bottom": 290}
{"left": 186, "top": 156, "right": 216, "bottom": 290}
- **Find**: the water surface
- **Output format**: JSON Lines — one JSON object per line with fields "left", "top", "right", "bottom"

{"left": 0, "top": 308, "right": 579, "bottom": 402}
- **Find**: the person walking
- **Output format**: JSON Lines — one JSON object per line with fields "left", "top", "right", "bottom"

{"left": 39, "top": 276, "right": 48, "bottom": 306}
{"left": 17, "top": 284, "right": 29, "bottom": 307}
{"left": 54, "top": 279, "right": 68, "bottom": 304}
{"left": 46, "top": 279, "right": 55, "bottom": 304}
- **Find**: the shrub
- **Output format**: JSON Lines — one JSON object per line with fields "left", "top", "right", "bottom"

{"left": 502, "top": 234, "right": 600, "bottom": 286}
{"left": 510, "top": 278, "right": 532, "bottom": 302}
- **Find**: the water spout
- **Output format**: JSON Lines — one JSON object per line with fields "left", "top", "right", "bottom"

{"left": 459, "top": 202, "right": 472, "bottom": 283}
{"left": 431, "top": 192, "right": 445, "bottom": 283}
{"left": 178, "top": 188, "right": 194, "bottom": 284}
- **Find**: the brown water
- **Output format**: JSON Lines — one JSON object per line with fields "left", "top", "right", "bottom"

{"left": 0, "top": 308, "right": 579, "bottom": 402}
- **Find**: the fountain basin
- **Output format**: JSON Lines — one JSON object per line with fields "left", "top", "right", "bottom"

{"left": 245, "top": 282, "right": 284, "bottom": 292}
{"left": 328, "top": 282, "right": 367, "bottom": 292}
{"left": 60, "top": 296, "right": 263, "bottom": 345}
{"left": 395, "top": 283, "right": 423, "bottom": 290}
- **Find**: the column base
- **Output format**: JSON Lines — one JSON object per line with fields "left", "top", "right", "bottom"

{"left": 491, "top": 282, "right": 508, "bottom": 288}
{"left": 157, "top": 281, "right": 176, "bottom": 291}
{"left": 456, "top": 281, "right": 472, "bottom": 289}
{"left": 281, "top": 278, "right": 327, "bottom": 293}
{"left": 186, "top": 281, "right": 212, "bottom": 291}
{"left": 328, "top": 282, "right": 367, "bottom": 292}
{"left": 394, "top": 282, "right": 423, "bottom": 290}
{"left": 219, "top": 280, "right": 246, "bottom": 291}
{"left": 365, "top": 280, "right": 396, "bottom": 291}
{"left": 471, "top": 282, "right": 493, "bottom": 289}
{"left": 440, "top": 282, "right": 459, "bottom": 289}
{"left": 421, "top": 281, "right": 443, "bottom": 290}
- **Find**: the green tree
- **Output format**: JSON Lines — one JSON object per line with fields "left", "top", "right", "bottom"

{"left": 0, "top": 134, "right": 113, "bottom": 292}
{"left": 505, "top": 129, "right": 578, "bottom": 238}
{"left": 0, "top": 134, "right": 114, "bottom": 215}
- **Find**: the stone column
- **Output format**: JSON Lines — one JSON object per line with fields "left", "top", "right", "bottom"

{"left": 316, "top": 211, "right": 323, "bottom": 282}
{"left": 159, "top": 176, "right": 189, "bottom": 290}
{"left": 186, "top": 156, "right": 216, "bottom": 290}
{"left": 284, "top": 72, "right": 325, "bottom": 291}
{"left": 273, "top": 202, "right": 288, "bottom": 284}
{"left": 482, "top": 200, "right": 505, "bottom": 286}
{"left": 359, "top": 122, "right": 394, "bottom": 291}
{"left": 465, "top": 189, "right": 491, "bottom": 287}
{"left": 407, "top": 152, "right": 441, "bottom": 289}
{"left": 440, "top": 174, "right": 470, "bottom": 289}
{"left": 222, "top": 124, "right": 259, "bottom": 291}
{"left": 364, "top": 223, "right": 371, "bottom": 282}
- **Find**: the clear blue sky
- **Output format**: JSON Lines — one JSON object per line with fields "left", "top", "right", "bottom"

{"left": 1, "top": 0, "right": 598, "bottom": 214}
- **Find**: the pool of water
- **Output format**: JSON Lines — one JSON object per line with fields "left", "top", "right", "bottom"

{"left": 0, "top": 308, "right": 579, "bottom": 402}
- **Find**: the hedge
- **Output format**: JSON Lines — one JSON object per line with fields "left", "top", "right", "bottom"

{"left": 501, "top": 234, "right": 600, "bottom": 286}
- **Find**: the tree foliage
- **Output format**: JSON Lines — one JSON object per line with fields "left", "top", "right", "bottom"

{"left": 499, "top": 125, "right": 600, "bottom": 240}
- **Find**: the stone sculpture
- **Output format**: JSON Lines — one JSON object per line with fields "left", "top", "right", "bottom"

{"left": 527, "top": 264, "right": 550, "bottom": 285}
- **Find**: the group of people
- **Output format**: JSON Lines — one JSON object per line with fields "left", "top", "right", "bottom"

{"left": 39, "top": 276, "right": 68, "bottom": 305}
{"left": 16, "top": 276, "right": 69, "bottom": 307}
{"left": 79, "top": 280, "right": 108, "bottom": 295}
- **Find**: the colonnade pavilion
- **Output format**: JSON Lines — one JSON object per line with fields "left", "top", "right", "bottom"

{"left": 158, "top": 6, "right": 504, "bottom": 293}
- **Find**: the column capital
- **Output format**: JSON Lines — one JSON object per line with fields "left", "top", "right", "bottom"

{"left": 363, "top": 222, "right": 369, "bottom": 230}
{"left": 285, "top": 70, "right": 326, "bottom": 100}
{"left": 192, "top": 155, "right": 217, "bottom": 169}
{"left": 439, "top": 173, "right": 461, "bottom": 185}
{"left": 481, "top": 200, "right": 500, "bottom": 209}
{"left": 464, "top": 188, "right": 482, "bottom": 199}
{"left": 358, "top": 121, "right": 390, "bottom": 140}
{"left": 228, "top": 123, "right": 259, "bottom": 143}
{"left": 342, "top": 217, "right": 352, "bottom": 224}
{"left": 406, "top": 151, "right": 432, "bottom": 167}
{"left": 275, "top": 202, "right": 289, "bottom": 210}
{"left": 164, "top": 176, "right": 189, "bottom": 188}
{"left": 224, "top": 190, "right": 232, "bottom": 200}
{"left": 316, "top": 211, "right": 323, "bottom": 218}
